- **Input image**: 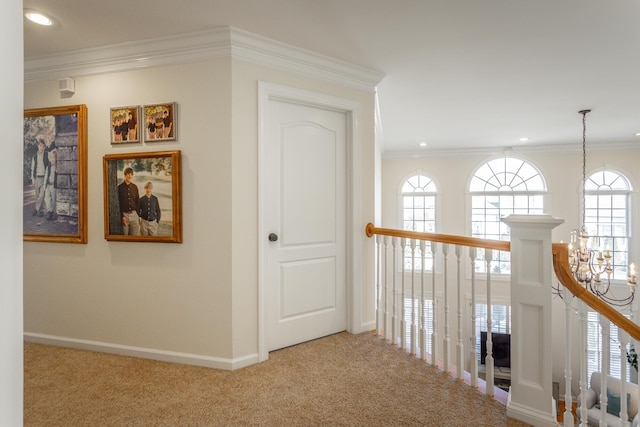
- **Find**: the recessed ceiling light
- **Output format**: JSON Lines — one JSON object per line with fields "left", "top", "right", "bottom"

{"left": 24, "top": 9, "right": 54, "bottom": 26}
{"left": 519, "top": 137, "right": 529, "bottom": 142}
{"left": 419, "top": 141, "right": 428, "bottom": 148}
{"left": 635, "top": 132, "right": 640, "bottom": 136}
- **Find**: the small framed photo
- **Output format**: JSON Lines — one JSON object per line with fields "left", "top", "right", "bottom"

{"left": 110, "top": 106, "right": 141, "bottom": 144}
{"left": 143, "top": 103, "right": 177, "bottom": 142}
{"left": 24, "top": 104, "right": 88, "bottom": 243}
{"left": 103, "top": 150, "right": 182, "bottom": 243}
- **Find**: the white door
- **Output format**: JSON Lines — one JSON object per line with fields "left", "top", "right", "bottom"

{"left": 264, "top": 98, "right": 347, "bottom": 352}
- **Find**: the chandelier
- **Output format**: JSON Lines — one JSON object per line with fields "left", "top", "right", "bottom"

{"left": 567, "top": 109, "right": 637, "bottom": 307}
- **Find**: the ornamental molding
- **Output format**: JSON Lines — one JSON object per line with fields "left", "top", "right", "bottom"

{"left": 24, "top": 26, "right": 384, "bottom": 91}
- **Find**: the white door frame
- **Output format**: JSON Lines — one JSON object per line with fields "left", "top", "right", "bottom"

{"left": 257, "top": 81, "right": 362, "bottom": 362}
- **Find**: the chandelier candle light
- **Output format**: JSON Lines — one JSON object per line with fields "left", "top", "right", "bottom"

{"left": 567, "top": 109, "right": 637, "bottom": 306}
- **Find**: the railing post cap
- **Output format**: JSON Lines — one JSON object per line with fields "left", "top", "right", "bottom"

{"left": 501, "top": 214, "right": 564, "bottom": 228}
{"left": 365, "top": 223, "right": 374, "bottom": 237}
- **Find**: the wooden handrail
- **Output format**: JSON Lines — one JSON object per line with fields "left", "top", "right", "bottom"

{"left": 365, "top": 223, "right": 640, "bottom": 340}
{"left": 365, "top": 223, "right": 510, "bottom": 252}
{"left": 552, "top": 242, "right": 640, "bottom": 341}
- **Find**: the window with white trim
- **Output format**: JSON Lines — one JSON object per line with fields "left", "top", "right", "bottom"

{"left": 403, "top": 297, "right": 434, "bottom": 354}
{"left": 584, "top": 169, "right": 632, "bottom": 280}
{"left": 586, "top": 310, "right": 630, "bottom": 383}
{"left": 469, "top": 157, "right": 546, "bottom": 274}
{"left": 475, "top": 303, "right": 511, "bottom": 362}
{"left": 400, "top": 174, "right": 437, "bottom": 271}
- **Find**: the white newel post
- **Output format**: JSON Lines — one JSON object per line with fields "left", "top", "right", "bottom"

{"left": 502, "top": 214, "right": 564, "bottom": 426}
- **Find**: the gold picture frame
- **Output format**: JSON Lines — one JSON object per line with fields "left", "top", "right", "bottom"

{"left": 103, "top": 150, "right": 182, "bottom": 243}
{"left": 23, "top": 104, "right": 88, "bottom": 243}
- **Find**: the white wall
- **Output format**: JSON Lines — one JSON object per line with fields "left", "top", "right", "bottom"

{"left": 24, "top": 60, "right": 236, "bottom": 362}
{"left": 23, "top": 53, "right": 377, "bottom": 368}
{"left": 1, "top": 3, "right": 23, "bottom": 425}
{"left": 381, "top": 148, "right": 640, "bottom": 397}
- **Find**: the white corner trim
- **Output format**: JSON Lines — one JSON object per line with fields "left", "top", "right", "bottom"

{"left": 24, "top": 26, "right": 385, "bottom": 91}
{"left": 229, "top": 28, "right": 384, "bottom": 91}
{"left": 24, "top": 332, "right": 259, "bottom": 371}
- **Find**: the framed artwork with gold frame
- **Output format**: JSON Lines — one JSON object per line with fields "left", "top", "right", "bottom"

{"left": 23, "top": 104, "right": 88, "bottom": 243}
{"left": 103, "top": 150, "right": 182, "bottom": 243}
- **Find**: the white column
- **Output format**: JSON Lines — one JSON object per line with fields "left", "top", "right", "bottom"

{"left": 392, "top": 237, "right": 398, "bottom": 345}
{"left": 1, "top": 4, "right": 24, "bottom": 425}
{"left": 455, "top": 245, "right": 464, "bottom": 380}
{"left": 375, "top": 234, "right": 382, "bottom": 336}
{"left": 420, "top": 240, "right": 427, "bottom": 361}
{"left": 502, "top": 214, "right": 564, "bottom": 426}
{"left": 410, "top": 239, "right": 417, "bottom": 355}
{"left": 443, "top": 243, "right": 451, "bottom": 372}
{"left": 577, "top": 300, "right": 589, "bottom": 427}
{"left": 469, "top": 247, "right": 478, "bottom": 388}
{"left": 431, "top": 242, "right": 439, "bottom": 367}
{"left": 400, "top": 238, "right": 407, "bottom": 350}
{"left": 486, "top": 249, "right": 495, "bottom": 396}
{"left": 383, "top": 236, "right": 390, "bottom": 341}
{"left": 562, "top": 286, "right": 575, "bottom": 427}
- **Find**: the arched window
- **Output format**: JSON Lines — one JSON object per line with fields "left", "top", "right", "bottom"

{"left": 469, "top": 157, "right": 546, "bottom": 274}
{"left": 580, "top": 171, "right": 634, "bottom": 390}
{"left": 584, "top": 169, "right": 632, "bottom": 280}
{"left": 400, "top": 173, "right": 437, "bottom": 270}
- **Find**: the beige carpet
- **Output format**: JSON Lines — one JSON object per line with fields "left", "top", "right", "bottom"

{"left": 24, "top": 331, "right": 531, "bottom": 426}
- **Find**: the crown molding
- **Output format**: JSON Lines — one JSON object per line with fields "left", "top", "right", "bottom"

{"left": 24, "top": 26, "right": 384, "bottom": 91}
{"left": 382, "top": 140, "right": 640, "bottom": 158}
{"left": 228, "top": 28, "right": 384, "bottom": 91}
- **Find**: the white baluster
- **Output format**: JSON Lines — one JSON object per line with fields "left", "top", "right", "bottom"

{"left": 577, "top": 300, "right": 588, "bottom": 427}
{"left": 485, "top": 248, "right": 494, "bottom": 396}
{"left": 443, "top": 243, "right": 451, "bottom": 372}
{"left": 562, "top": 286, "right": 575, "bottom": 426}
{"left": 420, "top": 240, "right": 427, "bottom": 361}
{"left": 619, "top": 329, "right": 630, "bottom": 427}
{"left": 410, "top": 239, "right": 417, "bottom": 355}
{"left": 383, "top": 236, "right": 389, "bottom": 341}
{"left": 431, "top": 242, "right": 439, "bottom": 368}
{"left": 455, "top": 244, "right": 464, "bottom": 380}
{"left": 599, "top": 315, "right": 610, "bottom": 427}
{"left": 392, "top": 237, "right": 398, "bottom": 346}
{"left": 400, "top": 238, "right": 407, "bottom": 350}
{"left": 469, "top": 247, "right": 478, "bottom": 388}
{"left": 375, "top": 234, "right": 382, "bottom": 337}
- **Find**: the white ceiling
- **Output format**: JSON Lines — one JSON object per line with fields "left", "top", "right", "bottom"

{"left": 23, "top": 0, "right": 640, "bottom": 154}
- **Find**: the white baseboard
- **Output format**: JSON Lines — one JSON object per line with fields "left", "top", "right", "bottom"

{"left": 359, "top": 320, "right": 376, "bottom": 333}
{"left": 24, "top": 332, "right": 259, "bottom": 371}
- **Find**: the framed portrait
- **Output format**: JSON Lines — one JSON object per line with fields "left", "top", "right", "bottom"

{"left": 23, "top": 104, "right": 88, "bottom": 243}
{"left": 143, "top": 102, "right": 177, "bottom": 142}
{"left": 103, "top": 150, "right": 182, "bottom": 243}
{"left": 110, "top": 105, "right": 141, "bottom": 144}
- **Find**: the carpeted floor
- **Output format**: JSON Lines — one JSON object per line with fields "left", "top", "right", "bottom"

{"left": 24, "top": 331, "right": 531, "bottom": 426}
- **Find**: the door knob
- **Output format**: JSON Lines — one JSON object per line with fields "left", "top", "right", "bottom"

{"left": 268, "top": 233, "right": 278, "bottom": 242}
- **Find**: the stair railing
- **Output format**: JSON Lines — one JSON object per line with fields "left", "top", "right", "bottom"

{"left": 553, "top": 243, "right": 640, "bottom": 427}
{"left": 368, "top": 217, "right": 640, "bottom": 426}
{"left": 366, "top": 222, "right": 510, "bottom": 396}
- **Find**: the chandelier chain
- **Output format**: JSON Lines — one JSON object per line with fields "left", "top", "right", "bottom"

{"left": 580, "top": 109, "right": 590, "bottom": 232}
{"left": 556, "top": 108, "right": 637, "bottom": 309}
